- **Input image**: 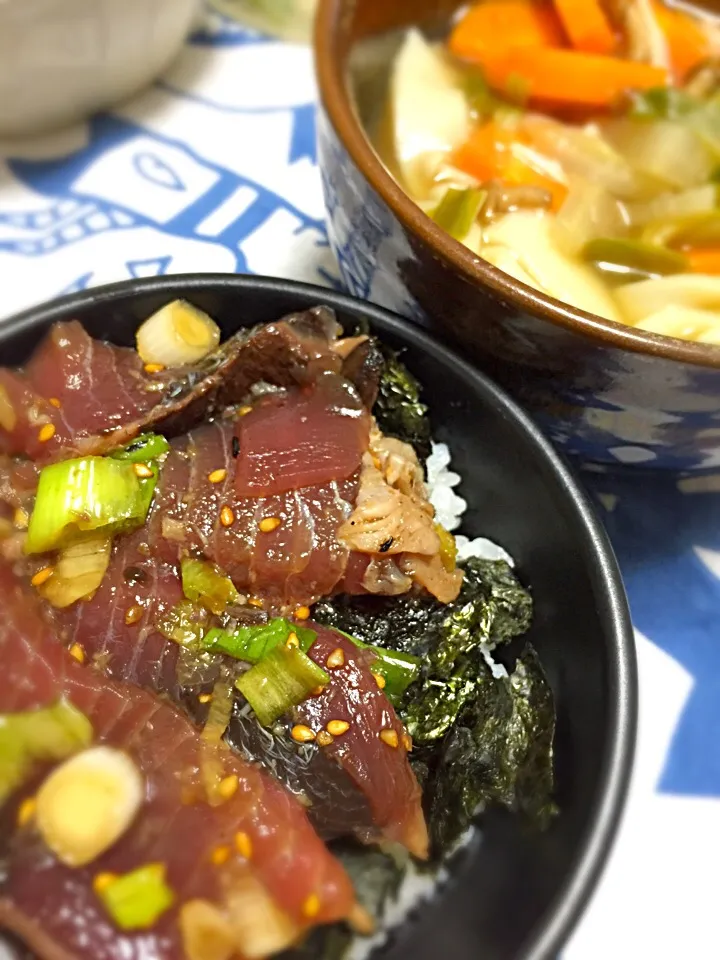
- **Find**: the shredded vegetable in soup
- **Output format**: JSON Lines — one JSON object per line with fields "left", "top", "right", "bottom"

{"left": 379, "top": 0, "right": 720, "bottom": 343}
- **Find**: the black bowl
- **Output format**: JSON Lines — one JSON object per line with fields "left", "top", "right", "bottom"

{"left": 3, "top": 274, "right": 636, "bottom": 960}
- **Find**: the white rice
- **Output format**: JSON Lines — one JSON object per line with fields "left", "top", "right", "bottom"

{"left": 425, "top": 442, "right": 515, "bottom": 568}
{"left": 425, "top": 442, "right": 467, "bottom": 533}
{"left": 346, "top": 829, "right": 477, "bottom": 960}
{"left": 346, "top": 861, "right": 447, "bottom": 960}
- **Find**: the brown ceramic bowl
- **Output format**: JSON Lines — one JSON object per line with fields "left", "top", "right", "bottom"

{"left": 315, "top": 0, "right": 720, "bottom": 471}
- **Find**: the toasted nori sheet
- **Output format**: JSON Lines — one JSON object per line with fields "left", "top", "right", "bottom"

{"left": 315, "top": 557, "right": 555, "bottom": 857}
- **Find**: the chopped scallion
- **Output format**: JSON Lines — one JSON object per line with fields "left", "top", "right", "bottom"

{"left": 136, "top": 300, "right": 221, "bottom": 368}
{"left": 96, "top": 863, "right": 175, "bottom": 931}
{"left": 463, "top": 73, "right": 498, "bottom": 120}
{"left": 235, "top": 645, "right": 329, "bottom": 727}
{"left": 627, "top": 86, "right": 699, "bottom": 121}
{"left": 111, "top": 433, "right": 170, "bottom": 463}
{"left": 156, "top": 600, "right": 209, "bottom": 647}
{"left": 582, "top": 237, "right": 688, "bottom": 278}
{"left": 38, "top": 535, "right": 112, "bottom": 609}
{"left": 331, "top": 629, "right": 421, "bottom": 702}
{"left": 430, "top": 187, "right": 486, "bottom": 242}
{"left": 202, "top": 618, "right": 316, "bottom": 663}
{"left": 25, "top": 457, "right": 158, "bottom": 555}
{"left": 181, "top": 558, "right": 240, "bottom": 615}
{"left": 0, "top": 699, "right": 93, "bottom": 803}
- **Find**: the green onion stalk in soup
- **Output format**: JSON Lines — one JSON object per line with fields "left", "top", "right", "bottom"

{"left": 377, "top": 0, "right": 720, "bottom": 343}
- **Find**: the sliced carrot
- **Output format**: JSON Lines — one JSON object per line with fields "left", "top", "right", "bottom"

{"left": 453, "top": 119, "right": 520, "bottom": 181}
{"left": 449, "top": 1, "right": 565, "bottom": 62}
{"left": 482, "top": 47, "right": 669, "bottom": 108}
{"left": 652, "top": 0, "right": 715, "bottom": 81}
{"left": 552, "top": 0, "right": 616, "bottom": 55}
{"left": 453, "top": 120, "right": 567, "bottom": 209}
{"left": 687, "top": 249, "right": 720, "bottom": 275}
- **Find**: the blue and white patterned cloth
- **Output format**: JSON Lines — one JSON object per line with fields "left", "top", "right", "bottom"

{"left": 0, "top": 9, "right": 717, "bottom": 958}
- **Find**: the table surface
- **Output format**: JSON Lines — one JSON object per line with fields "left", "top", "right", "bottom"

{"left": 0, "top": 8, "right": 717, "bottom": 958}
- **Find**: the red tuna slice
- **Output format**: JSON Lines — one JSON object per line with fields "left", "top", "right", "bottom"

{"left": 298, "top": 625, "right": 428, "bottom": 859}
{"left": 44, "top": 531, "right": 420, "bottom": 853}
{"left": 146, "top": 420, "right": 358, "bottom": 609}
{"left": 0, "top": 563, "right": 357, "bottom": 960}
{"left": 234, "top": 375, "right": 370, "bottom": 497}
{"left": 0, "top": 308, "right": 345, "bottom": 465}
{"left": 0, "top": 322, "right": 159, "bottom": 463}
{"left": 48, "top": 530, "right": 187, "bottom": 698}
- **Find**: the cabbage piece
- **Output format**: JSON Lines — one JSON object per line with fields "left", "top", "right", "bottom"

{"left": 390, "top": 29, "right": 470, "bottom": 199}
{"left": 616, "top": 274, "right": 720, "bottom": 323}
{"left": 627, "top": 184, "right": 718, "bottom": 227}
{"left": 553, "top": 180, "right": 629, "bottom": 256}
{"left": 482, "top": 244, "right": 541, "bottom": 288}
{"left": 482, "top": 211, "right": 623, "bottom": 322}
{"left": 603, "top": 118, "right": 715, "bottom": 189}
{"left": 687, "top": 100, "right": 720, "bottom": 160}
{"left": 521, "top": 115, "right": 657, "bottom": 200}
{"left": 641, "top": 211, "right": 720, "bottom": 248}
{"left": 628, "top": 86, "right": 720, "bottom": 159}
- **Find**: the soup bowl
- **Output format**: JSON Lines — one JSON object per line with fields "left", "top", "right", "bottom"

{"left": 315, "top": 0, "right": 720, "bottom": 471}
{"left": 2, "top": 274, "right": 635, "bottom": 960}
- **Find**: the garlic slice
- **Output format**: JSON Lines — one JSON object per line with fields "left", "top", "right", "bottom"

{"left": 36, "top": 746, "right": 143, "bottom": 867}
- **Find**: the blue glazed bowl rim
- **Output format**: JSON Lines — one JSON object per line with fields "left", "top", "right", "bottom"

{"left": 314, "top": 0, "right": 720, "bottom": 371}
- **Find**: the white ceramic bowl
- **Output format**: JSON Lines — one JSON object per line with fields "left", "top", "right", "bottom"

{"left": 0, "top": 0, "right": 201, "bottom": 136}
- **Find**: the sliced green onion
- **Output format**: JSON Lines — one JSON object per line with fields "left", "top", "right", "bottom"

{"left": 463, "top": 72, "right": 498, "bottom": 120}
{"left": 351, "top": 643, "right": 420, "bottom": 700}
{"left": 331, "top": 629, "right": 421, "bottom": 701}
{"left": 25, "top": 457, "right": 158, "bottom": 555}
{"left": 235, "top": 645, "right": 329, "bottom": 727}
{"left": 156, "top": 600, "right": 210, "bottom": 647}
{"left": 181, "top": 558, "right": 240, "bottom": 615}
{"left": 96, "top": 863, "right": 175, "bottom": 931}
{"left": 111, "top": 433, "right": 170, "bottom": 463}
{"left": 627, "top": 87, "right": 700, "bottom": 121}
{"left": 203, "top": 618, "right": 316, "bottom": 663}
{"left": 430, "top": 187, "right": 486, "bottom": 242}
{"left": 38, "top": 535, "right": 112, "bottom": 609}
{"left": 136, "top": 300, "right": 221, "bottom": 368}
{"left": 582, "top": 237, "right": 688, "bottom": 278}
{"left": 0, "top": 699, "right": 93, "bottom": 803}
